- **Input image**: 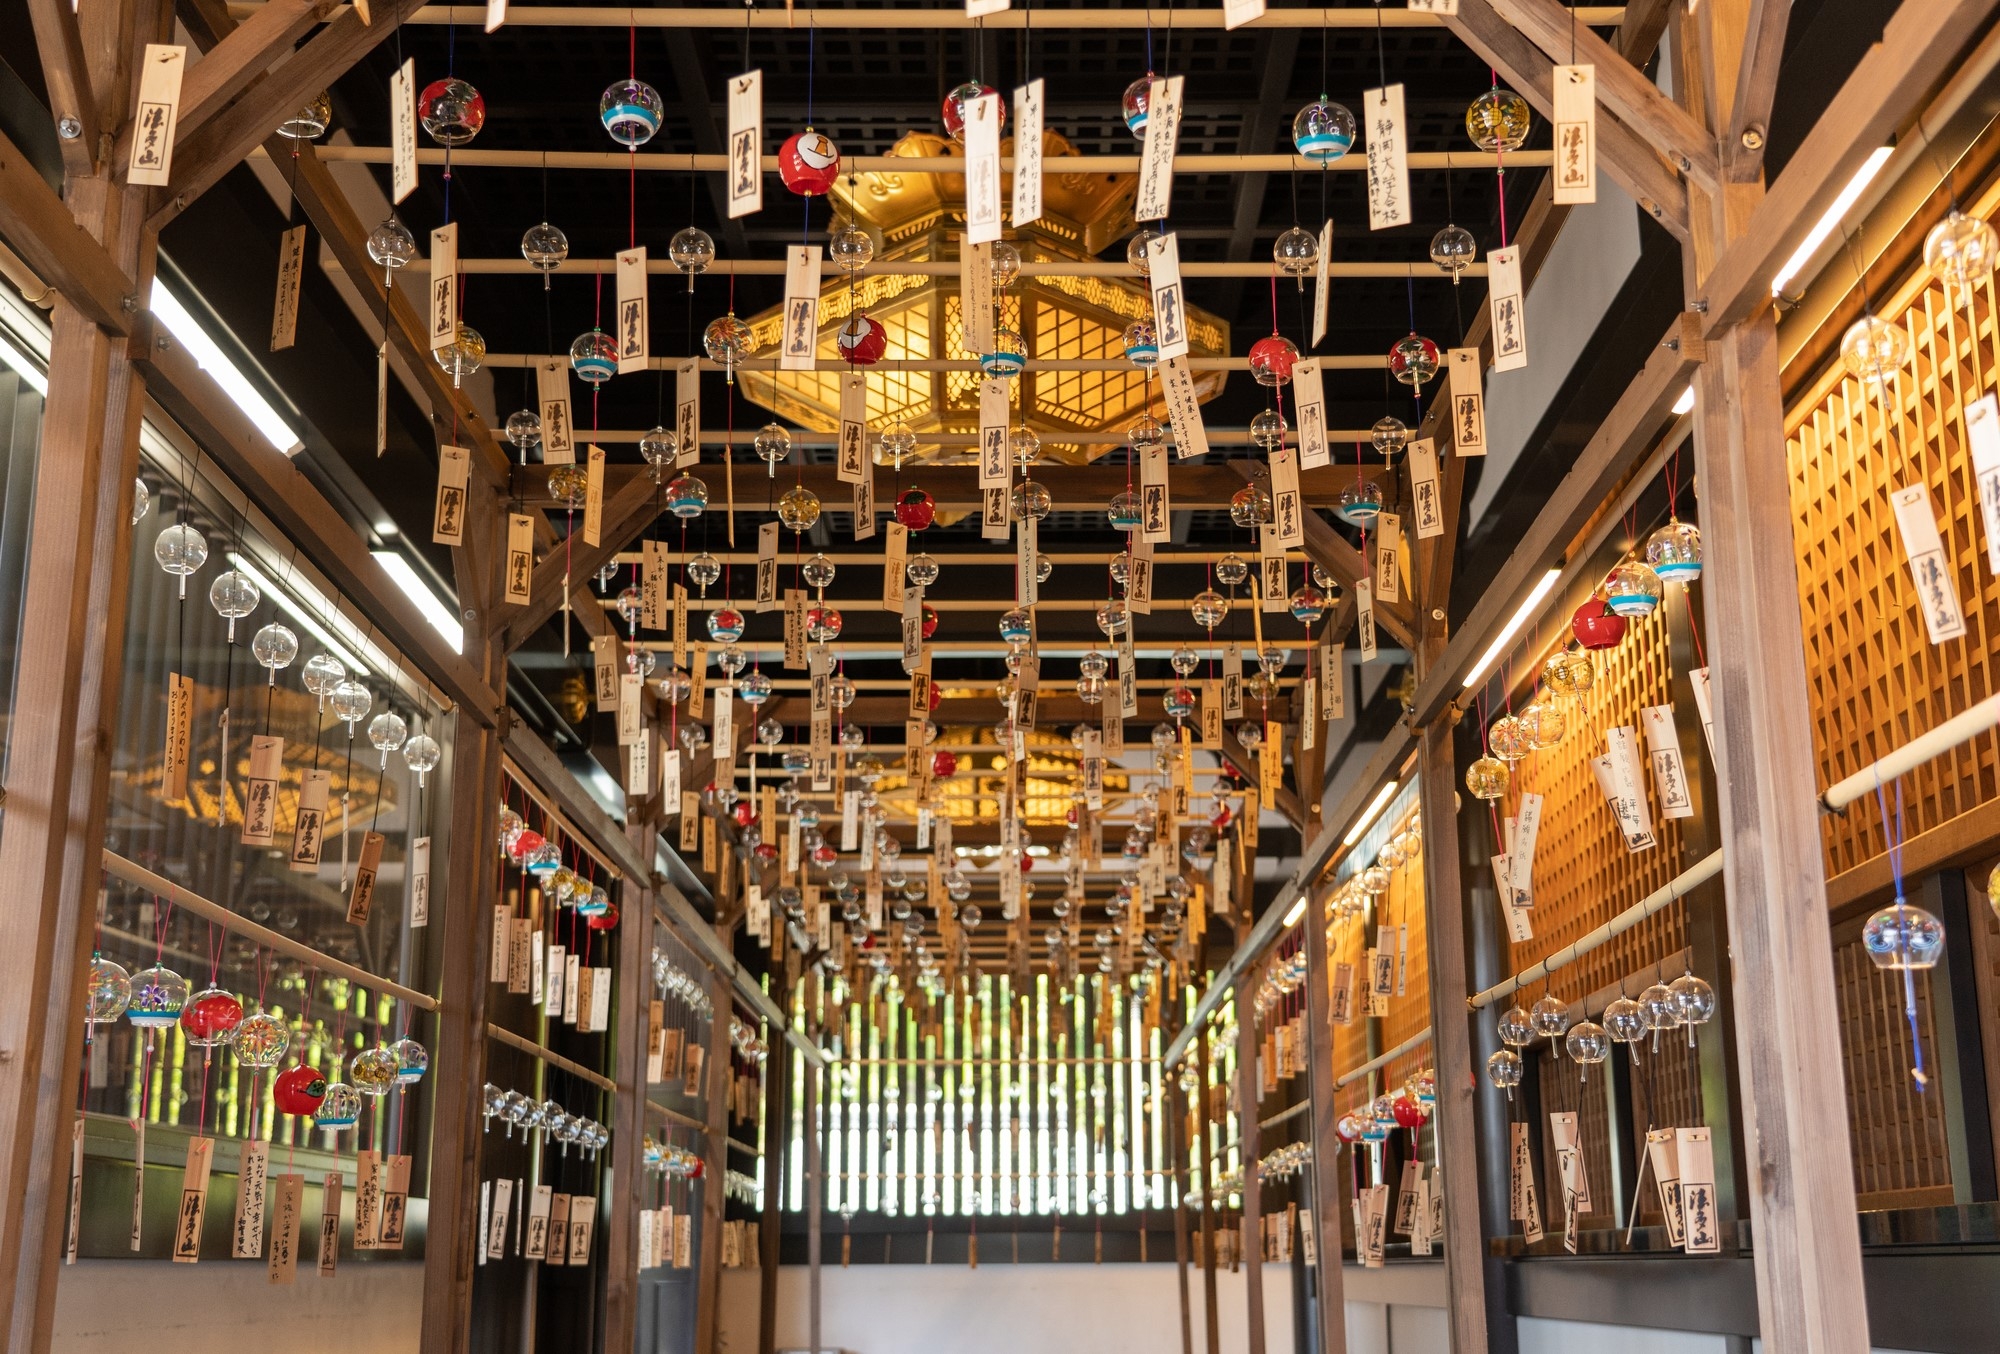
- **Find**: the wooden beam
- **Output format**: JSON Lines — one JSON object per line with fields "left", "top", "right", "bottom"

{"left": 1614, "top": 0, "right": 1676, "bottom": 61}
{"left": 696, "top": 965, "right": 731, "bottom": 1354}
{"left": 504, "top": 473, "right": 662, "bottom": 650}
{"left": 1300, "top": 879, "right": 1347, "bottom": 1351}
{"left": 0, "top": 125, "right": 134, "bottom": 334}
{"left": 756, "top": 977, "right": 786, "bottom": 1354}
{"left": 602, "top": 813, "right": 658, "bottom": 1354}
{"left": 157, "top": 0, "right": 428, "bottom": 213}
{"left": 136, "top": 331, "right": 503, "bottom": 723}
{"left": 1698, "top": 0, "right": 2000, "bottom": 331}
{"left": 1442, "top": 0, "right": 1691, "bottom": 239}
{"left": 1721, "top": 0, "right": 1794, "bottom": 181}
{"left": 171, "top": 0, "right": 328, "bottom": 145}
{"left": 1234, "top": 930, "right": 1267, "bottom": 1354}
{"left": 1407, "top": 316, "right": 1700, "bottom": 727}
{"left": 25, "top": 0, "right": 101, "bottom": 179}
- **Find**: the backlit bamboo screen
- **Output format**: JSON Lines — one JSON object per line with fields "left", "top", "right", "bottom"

{"left": 1379, "top": 822, "right": 1433, "bottom": 1094}
{"left": 1785, "top": 193, "right": 2000, "bottom": 881}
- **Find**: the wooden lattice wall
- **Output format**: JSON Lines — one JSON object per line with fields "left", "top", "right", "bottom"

{"left": 1786, "top": 187, "right": 2000, "bottom": 883}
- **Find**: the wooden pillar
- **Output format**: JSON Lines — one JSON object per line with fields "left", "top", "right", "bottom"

{"left": 1170, "top": 1080, "right": 1194, "bottom": 1354}
{"left": 604, "top": 817, "right": 661, "bottom": 1354}
{"left": 1233, "top": 972, "right": 1266, "bottom": 1354}
{"left": 0, "top": 4, "right": 159, "bottom": 1347}
{"left": 1196, "top": 1030, "right": 1221, "bottom": 1354}
{"left": 696, "top": 966, "right": 731, "bottom": 1354}
{"left": 1414, "top": 712, "right": 1503, "bottom": 1354}
{"left": 1301, "top": 882, "right": 1349, "bottom": 1354}
{"left": 804, "top": 1043, "right": 823, "bottom": 1354}
{"left": 757, "top": 981, "right": 788, "bottom": 1354}
{"left": 422, "top": 499, "right": 506, "bottom": 1354}
{"left": 1674, "top": 8, "right": 1870, "bottom": 1350}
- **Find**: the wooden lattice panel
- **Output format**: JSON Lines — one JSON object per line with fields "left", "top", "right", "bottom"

{"left": 1378, "top": 823, "right": 1433, "bottom": 1093}
{"left": 1325, "top": 911, "right": 1373, "bottom": 1116}
{"left": 1503, "top": 606, "right": 1696, "bottom": 1011}
{"left": 1831, "top": 924, "right": 1953, "bottom": 1208}
{"left": 1786, "top": 198, "right": 2000, "bottom": 880}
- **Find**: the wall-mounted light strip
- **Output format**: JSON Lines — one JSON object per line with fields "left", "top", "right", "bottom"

{"left": 1341, "top": 780, "right": 1401, "bottom": 847}
{"left": 1460, "top": 568, "right": 1563, "bottom": 692}
{"left": 1769, "top": 146, "right": 1893, "bottom": 299}
{"left": 373, "top": 551, "right": 464, "bottom": 652}
{"left": 149, "top": 282, "right": 302, "bottom": 457}
{"left": 1281, "top": 895, "right": 1309, "bottom": 928}
{"left": 225, "top": 551, "right": 371, "bottom": 678}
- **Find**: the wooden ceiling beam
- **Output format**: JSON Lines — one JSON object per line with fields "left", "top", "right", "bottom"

{"left": 170, "top": 0, "right": 329, "bottom": 146}
{"left": 1441, "top": 0, "right": 1691, "bottom": 239}
{"left": 1717, "top": 0, "right": 1794, "bottom": 182}
{"left": 503, "top": 474, "right": 661, "bottom": 651}
{"left": 0, "top": 125, "right": 135, "bottom": 335}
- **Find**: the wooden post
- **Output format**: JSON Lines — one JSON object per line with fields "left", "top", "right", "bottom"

{"left": 757, "top": 981, "right": 788, "bottom": 1354}
{"left": 1233, "top": 965, "right": 1266, "bottom": 1354}
{"left": 1169, "top": 1073, "right": 1194, "bottom": 1354}
{"left": 1196, "top": 1030, "right": 1221, "bottom": 1354}
{"left": 421, "top": 497, "right": 506, "bottom": 1354}
{"left": 696, "top": 967, "right": 732, "bottom": 1354}
{"left": 1676, "top": 8, "right": 1869, "bottom": 1350}
{"left": 1301, "top": 880, "right": 1349, "bottom": 1354}
{"left": 805, "top": 1041, "right": 823, "bottom": 1354}
{"left": 604, "top": 817, "right": 660, "bottom": 1354}
{"left": 0, "top": 1, "right": 160, "bottom": 1345}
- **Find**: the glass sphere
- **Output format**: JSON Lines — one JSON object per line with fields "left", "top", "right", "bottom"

{"left": 418, "top": 77, "right": 485, "bottom": 146}
{"left": 315, "top": 1082, "right": 362, "bottom": 1129}
{"left": 1603, "top": 996, "right": 1647, "bottom": 1044}
{"left": 432, "top": 324, "right": 484, "bottom": 384}
{"left": 803, "top": 552, "right": 837, "bottom": 590}
{"left": 305, "top": 655, "right": 349, "bottom": 700}
{"left": 1216, "top": 553, "right": 1249, "bottom": 587}
{"left": 806, "top": 605, "right": 842, "bottom": 642}
{"left": 1126, "top": 415, "right": 1165, "bottom": 454}
{"left": 1389, "top": 333, "right": 1440, "bottom": 388}
{"left": 828, "top": 219, "right": 875, "bottom": 272}
{"left": 639, "top": 427, "right": 677, "bottom": 472}
{"left": 1565, "top": 1020, "right": 1610, "bottom": 1067}
{"left": 1095, "top": 599, "right": 1131, "bottom": 638}
{"left": 505, "top": 408, "right": 542, "bottom": 452}
{"left": 670, "top": 226, "right": 716, "bottom": 278}
{"left": 755, "top": 423, "right": 793, "bottom": 468}
{"left": 1336, "top": 480, "right": 1383, "bottom": 525}
{"left": 688, "top": 552, "right": 722, "bottom": 589}
{"left": 329, "top": 679, "right": 371, "bottom": 726}
{"left": 1840, "top": 313, "right": 1910, "bottom": 385}
{"left": 548, "top": 465, "right": 588, "bottom": 508}
{"left": 1122, "top": 74, "right": 1155, "bottom": 135}
{"left": 1371, "top": 415, "right": 1410, "bottom": 457}
{"left": 1249, "top": 408, "right": 1287, "bottom": 450}
{"left": 1229, "top": 480, "right": 1272, "bottom": 529}
{"left": 1011, "top": 479, "right": 1053, "bottom": 522}
{"left": 1122, "top": 319, "right": 1159, "bottom": 371}
{"left": 905, "top": 552, "right": 940, "bottom": 588}
{"left": 521, "top": 221, "right": 569, "bottom": 282}
{"left": 1292, "top": 99, "right": 1356, "bottom": 161}
{"left": 252, "top": 623, "right": 298, "bottom": 673}
{"left": 998, "top": 607, "right": 1033, "bottom": 646}
{"left": 1465, "top": 755, "right": 1509, "bottom": 799}
{"left": 778, "top": 484, "right": 822, "bottom": 531}
{"left": 154, "top": 522, "right": 208, "bottom": 579}
{"left": 403, "top": 732, "right": 442, "bottom": 777}
{"left": 990, "top": 242, "right": 1022, "bottom": 289}
{"left": 1518, "top": 698, "right": 1568, "bottom": 750}
{"left": 740, "top": 670, "right": 774, "bottom": 706}
{"left": 1237, "top": 721, "right": 1264, "bottom": 751}
{"left": 367, "top": 713, "right": 408, "bottom": 756}
{"left": 1127, "top": 227, "right": 1159, "bottom": 276}
{"left": 600, "top": 78, "right": 664, "bottom": 146}
{"left": 1487, "top": 713, "right": 1530, "bottom": 762}
{"left": 1862, "top": 901, "right": 1944, "bottom": 970}
{"left": 393, "top": 1037, "right": 429, "bottom": 1083}
{"left": 1466, "top": 88, "right": 1532, "bottom": 152}
{"left": 708, "top": 608, "right": 745, "bottom": 644}
{"left": 980, "top": 325, "right": 1026, "bottom": 376}
{"left": 1248, "top": 334, "right": 1299, "bottom": 387}
{"left": 1604, "top": 559, "right": 1664, "bottom": 617}
{"left": 1168, "top": 646, "right": 1199, "bottom": 677}
{"left": 1006, "top": 427, "right": 1042, "bottom": 467}
{"left": 1430, "top": 223, "right": 1477, "bottom": 281}
{"left": 1529, "top": 995, "right": 1571, "bottom": 1039}
{"left": 703, "top": 313, "right": 757, "bottom": 374}
{"left": 1189, "top": 588, "right": 1230, "bottom": 628}
{"left": 1638, "top": 983, "right": 1681, "bottom": 1034}
{"left": 1163, "top": 685, "right": 1196, "bottom": 719}
{"left": 1487, "top": 1048, "right": 1524, "bottom": 1090}
{"left": 569, "top": 329, "right": 617, "bottom": 386}
{"left": 230, "top": 1012, "right": 290, "bottom": 1067}
{"left": 1646, "top": 519, "right": 1703, "bottom": 586}
{"left": 665, "top": 473, "right": 709, "bottom": 519}
{"left": 1543, "top": 648, "right": 1595, "bottom": 699}
{"left": 367, "top": 217, "right": 418, "bottom": 273}
{"left": 86, "top": 956, "right": 131, "bottom": 1022}
{"left": 1274, "top": 226, "right": 1319, "bottom": 279}
{"left": 1289, "top": 584, "right": 1328, "bottom": 625}
{"left": 1669, "top": 972, "right": 1717, "bottom": 1028}
{"left": 1925, "top": 209, "right": 1999, "bottom": 299}
{"left": 126, "top": 964, "right": 189, "bottom": 1027}
{"left": 132, "top": 477, "right": 150, "bottom": 525}
{"left": 716, "top": 644, "right": 748, "bottom": 675}
{"left": 1108, "top": 489, "right": 1144, "bottom": 531}
{"left": 277, "top": 91, "right": 333, "bottom": 140}
{"left": 352, "top": 1045, "right": 400, "bottom": 1095}
{"left": 209, "top": 568, "right": 260, "bottom": 639}
{"left": 1497, "top": 1005, "right": 1534, "bottom": 1047}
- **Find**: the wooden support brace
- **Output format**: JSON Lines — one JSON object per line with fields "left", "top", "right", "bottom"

{"left": 0, "top": 125, "right": 134, "bottom": 334}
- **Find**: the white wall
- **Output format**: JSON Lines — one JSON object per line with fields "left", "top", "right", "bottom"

{"left": 721, "top": 1263, "right": 1294, "bottom": 1354}
{"left": 52, "top": 1259, "right": 423, "bottom": 1354}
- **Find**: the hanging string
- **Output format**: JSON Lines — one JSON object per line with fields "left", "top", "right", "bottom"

{"left": 1872, "top": 779, "right": 1929, "bottom": 1088}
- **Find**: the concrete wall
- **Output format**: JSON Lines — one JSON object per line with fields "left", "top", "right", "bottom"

{"left": 52, "top": 1259, "right": 424, "bottom": 1354}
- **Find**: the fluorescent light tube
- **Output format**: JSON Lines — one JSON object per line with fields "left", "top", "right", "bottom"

{"left": 1343, "top": 780, "right": 1400, "bottom": 847}
{"left": 1462, "top": 567, "right": 1564, "bottom": 691}
{"left": 149, "top": 282, "right": 302, "bottom": 456}
{"left": 1672, "top": 386, "right": 1695, "bottom": 415}
{"left": 225, "top": 551, "right": 369, "bottom": 677}
{"left": 1770, "top": 146, "right": 1893, "bottom": 298}
{"left": 373, "top": 550, "right": 464, "bottom": 652}
{"left": 1281, "top": 895, "right": 1308, "bottom": 927}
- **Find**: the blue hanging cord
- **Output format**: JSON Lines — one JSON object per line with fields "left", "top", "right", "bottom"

{"left": 1873, "top": 777, "right": 1928, "bottom": 1089}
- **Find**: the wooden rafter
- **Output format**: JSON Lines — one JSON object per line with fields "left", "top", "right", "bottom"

{"left": 1720, "top": 0, "right": 1794, "bottom": 181}
{"left": 0, "top": 125, "right": 135, "bottom": 334}
{"left": 171, "top": 0, "right": 330, "bottom": 145}
{"left": 1442, "top": 0, "right": 1691, "bottom": 239}
{"left": 503, "top": 472, "right": 663, "bottom": 650}
{"left": 25, "top": 0, "right": 101, "bottom": 179}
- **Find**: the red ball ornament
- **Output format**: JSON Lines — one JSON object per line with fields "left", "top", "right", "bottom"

{"left": 941, "top": 82, "right": 1004, "bottom": 142}
{"left": 1334, "top": 1113, "right": 1364, "bottom": 1144}
{"left": 928, "top": 681, "right": 944, "bottom": 712}
{"left": 687, "top": 1156, "right": 705, "bottom": 1179}
{"left": 508, "top": 827, "right": 546, "bottom": 866}
{"left": 179, "top": 989, "right": 243, "bottom": 1043}
{"left": 1248, "top": 334, "right": 1298, "bottom": 385}
{"left": 273, "top": 1064, "right": 329, "bottom": 1116}
{"left": 894, "top": 487, "right": 936, "bottom": 531}
{"left": 1571, "top": 595, "right": 1628, "bottom": 651}
{"left": 732, "top": 800, "right": 759, "bottom": 829}
{"left": 1019, "top": 851, "right": 1034, "bottom": 873}
{"left": 812, "top": 843, "right": 839, "bottom": 866}
{"left": 921, "top": 602, "right": 939, "bottom": 640}
{"left": 932, "top": 750, "right": 959, "bottom": 778}
{"left": 586, "top": 900, "right": 620, "bottom": 930}
{"left": 837, "top": 314, "right": 888, "bottom": 365}
{"left": 1391, "top": 1093, "right": 1428, "bottom": 1129}
{"left": 778, "top": 128, "right": 841, "bottom": 196}
{"left": 753, "top": 841, "right": 779, "bottom": 862}
{"left": 1212, "top": 803, "right": 1235, "bottom": 832}
{"left": 1387, "top": 332, "right": 1441, "bottom": 385}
